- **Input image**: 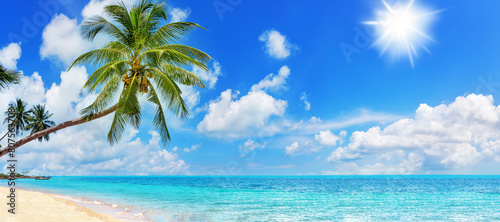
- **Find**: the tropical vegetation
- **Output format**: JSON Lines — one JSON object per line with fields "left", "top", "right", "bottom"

{"left": 2, "top": 99, "right": 55, "bottom": 142}
{"left": 0, "top": 65, "right": 21, "bottom": 91}
{"left": 0, "top": 0, "right": 210, "bottom": 157}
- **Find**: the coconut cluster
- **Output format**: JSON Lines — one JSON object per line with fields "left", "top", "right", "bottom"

{"left": 122, "top": 71, "right": 153, "bottom": 93}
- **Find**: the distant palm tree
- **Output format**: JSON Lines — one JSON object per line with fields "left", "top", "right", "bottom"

{"left": 0, "top": 0, "right": 210, "bottom": 157}
{"left": 0, "top": 65, "right": 21, "bottom": 91}
{"left": 25, "top": 104, "right": 55, "bottom": 142}
{"left": 3, "top": 99, "right": 30, "bottom": 135}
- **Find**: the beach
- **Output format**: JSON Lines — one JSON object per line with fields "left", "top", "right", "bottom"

{"left": 0, "top": 187, "right": 124, "bottom": 222}
{"left": 2, "top": 176, "right": 498, "bottom": 221}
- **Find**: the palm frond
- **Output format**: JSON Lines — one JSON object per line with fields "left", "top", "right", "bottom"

{"left": 145, "top": 79, "right": 170, "bottom": 145}
{"left": 142, "top": 48, "right": 208, "bottom": 71}
{"left": 149, "top": 22, "right": 205, "bottom": 46}
{"left": 148, "top": 67, "right": 189, "bottom": 118}
{"left": 80, "top": 75, "right": 121, "bottom": 121}
{"left": 108, "top": 75, "right": 141, "bottom": 145}
{"left": 68, "top": 48, "right": 129, "bottom": 70}
{"left": 0, "top": 66, "right": 21, "bottom": 90}
{"left": 83, "top": 60, "right": 128, "bottom": 92}
{"left": 161, "top": 63, "right": 205, "bottom": 88}
{"left": 80, "top": 15, "right": 127, "bottom": 42}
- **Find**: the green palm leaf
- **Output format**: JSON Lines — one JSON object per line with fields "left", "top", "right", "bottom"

{"left": 68, "top": 0, "right": 210, "bottom": 147}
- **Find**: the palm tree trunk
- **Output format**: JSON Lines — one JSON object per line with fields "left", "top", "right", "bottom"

{"left": 0, "top": 105, "right": 117, "bottom": 158}
{"left": 0, "top": 131, "right": 8, "bottom": 142}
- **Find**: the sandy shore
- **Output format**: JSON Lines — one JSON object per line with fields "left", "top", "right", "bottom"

{"left": 0, "top": 187, "right": 125, "bottom": 222}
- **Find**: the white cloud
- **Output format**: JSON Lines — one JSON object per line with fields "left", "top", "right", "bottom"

{"left": 327, "top": 94, "right": 500, "bottom": 170}
{"left": 259, "top": 29, "right": 298, "bottom": 59}
{"left": 289, "top": 109, "right": 403, "bottom": 135}
{"left": 324, "top": 153, "right": 423, "bottom": 175}
{"left": 300, "top": 92, "right": 311, "bottom": 111}
{"left": 0, "top": 43, "right": 22, "bottom": 69}
{"left": 285, "top": 142, "right": 299, "bottom": 156}
{"left": 178, "top": 84, "right": 200, "bottom": 109}
{"left": 283, "top": 139, "right": 321, "bottom": 156}
{"left": 42, "top": 0, "right": 139, "bottom": 66}
{"left": 197, "top": 89, "right": 287, "bottom": 137}
{"left": 169, "top": 8, "right": 191, "bottom": 23}
{"left": 251, "top": 66, "right": 290, "bottom": 92}
{"left": 198, "top": 66, "right": 290, "bottom": 138}
{"left": 183, "top": 144, "right": 201, "bottom": 153}
{"left": 309, "top": 116, "right": 322, "bottom": 123}
{"left": 377, "top": 149, "right": 406, "bottom": 161}
{"left": 45, "top": 66, "right": 89, "bottom": 122}
{"left": 315, "top": 130, "right": 346, "bottom": 146}
{"left": 82, "top": 0, "right": 137, "bottom": 19}
{"left": 0, "top": 68, "right": 189, "bottom": 175}
{"left": 192, "top": 60, "right": 222, "bottom": 89}
{"left": 40, "top": 14, "right": 95, "bottom": 66}
{"left": 240, "top": 139, "right": 267, "bottom": 157}
{"left": 327, "top": 147, "right": 362, "bottom": 162}
{"left": 176, "top": 61, "right": 223, "bottom": 115}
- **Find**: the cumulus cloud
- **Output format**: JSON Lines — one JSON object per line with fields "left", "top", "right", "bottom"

{"left": 327, "top": 146, "right": 362, "bottom": 162}
{"left": 82, "top": 0, "right": 137, "bottom": 19}
{"left": 251, "top": 66, "right": 290, "bottom": 92}
{"left": 197, "top": 66, "right": 290, "bottom": 138}
{"left": 327, "top": 94, "right": 500, "bottom": 170}
{"left": 378, "top": 149, "right": 406, "bottom": 161}
{"left": 183, "top": 144, "right": 201, "bottom": 153}
{"left": 176, "top": 61, "right": 223, "bottom": 114}
{"left": 309, "top": 116, "right": 322, "bottom": 123}
{"left": 300, "top": 92, "right": 311, "bottom": 111}
{"left": 0, "top": 72, "right": 46, "bottom": 118}
{"left": 0, "top": 43, "right": 22, "bottom": 69}
{"left": 178, "top": 84, "right": 200, "bottom": 109}
{"left": 240, "top": 139, "right": 267, "bottom": 157}
{"left": 315, "top": 130, "right": 346, "bottom": 146}
{"left": 259, "top": 29, "right": 298, "bottom": 59}
{"left": 43, "top": 0, "right": 139, "bottom": 66}
{"left": 45, "top": 66, "right": 89, "bottom": 122}
{"left": 197, "top": 89, "right": 287, "bottom": 137}
{"left": 192, "top": 61, "right": 223, "bottom": 89}
{"left": 283, "top": 139, "right": 322, "bottom": 156}
{"left": 285, "top": 142, "right": 300, "bottom": 156}
{"left": 169, "top": 8, "right": 191, "bottom": 23}
{"left": 40, "top": 14, "right": 95, "bottom": 66}
{"left": 0, "top": 68, "right": 189, "bottom": 175}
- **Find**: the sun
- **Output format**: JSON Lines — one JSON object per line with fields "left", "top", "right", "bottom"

{"left": 364, "top": 0, "right": 440, "bottom": 67}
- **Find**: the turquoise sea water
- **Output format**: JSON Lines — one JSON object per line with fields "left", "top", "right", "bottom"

{"left": 10, "top": 176, "right": 500, "bottom": 221}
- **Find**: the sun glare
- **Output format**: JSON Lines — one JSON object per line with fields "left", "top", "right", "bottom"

{"left": 365, "top": 0, "right": 440, "bottom": 67}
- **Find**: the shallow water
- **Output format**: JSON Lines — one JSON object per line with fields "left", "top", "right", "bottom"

{"left": 12, "top": 176, "right": 500, "bottom": 221}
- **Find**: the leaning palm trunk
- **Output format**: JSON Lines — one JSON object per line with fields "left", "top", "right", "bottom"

{"left": 0, "top": 0, "right": 209, "bottom": 158}
{"left": 0, "top": 105, "right": 117, "bottom": 158}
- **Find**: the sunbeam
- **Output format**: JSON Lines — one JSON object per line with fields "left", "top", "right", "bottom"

{"left": 365, "top": 0, "right": 440, "bottom": 67}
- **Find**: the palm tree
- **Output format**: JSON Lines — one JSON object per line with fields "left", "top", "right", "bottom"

{"left": 0, "top": 65, "right": 21, "bottom": 91}
{"left": 25, "top": 104, "right": 55, "bottom": 142}
{"left": 0, "top": 0, "right": 210, "bottom": 157}
{"left": 3, "top": 99, "right": 31, "bottom": 135}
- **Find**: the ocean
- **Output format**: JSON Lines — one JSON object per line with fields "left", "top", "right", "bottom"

{"left": 12, "top": 176, "right": 500, "bottom": 221}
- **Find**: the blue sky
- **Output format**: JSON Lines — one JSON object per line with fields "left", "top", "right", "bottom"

{"left": 1, "top": 0, "right": 500, "bottom": 175}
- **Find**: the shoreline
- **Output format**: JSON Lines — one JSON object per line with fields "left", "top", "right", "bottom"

{"left": 0, "top": 186, "right": 147, "bottom": 222}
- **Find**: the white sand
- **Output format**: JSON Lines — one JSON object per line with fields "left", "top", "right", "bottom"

{"left": 0, "top": 187, "right": 125, "bottom": 222}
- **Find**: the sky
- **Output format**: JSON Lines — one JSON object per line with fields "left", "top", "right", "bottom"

{"left": 1, "top": 0, "right": 500, "bottom": 175}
